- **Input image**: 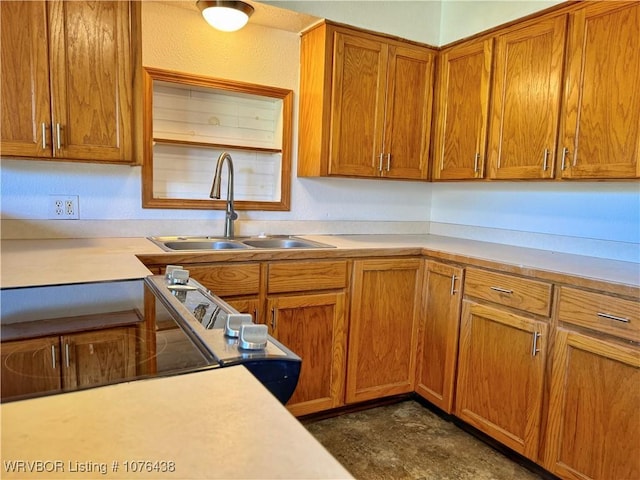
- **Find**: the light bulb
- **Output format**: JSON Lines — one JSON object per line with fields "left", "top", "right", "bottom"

{"left": 197, "top": 1, "right": 254, "bottom": 32}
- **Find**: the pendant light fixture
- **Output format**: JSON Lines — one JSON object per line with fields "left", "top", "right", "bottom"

{"left": 197, "top": 0, "right": 254, "bottom": 32}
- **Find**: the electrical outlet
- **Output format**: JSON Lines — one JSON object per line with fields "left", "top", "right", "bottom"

{"left": 49, "top": 195, "right": 79, "bottom": 219}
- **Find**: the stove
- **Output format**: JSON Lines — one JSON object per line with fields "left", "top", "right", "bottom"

{"left": 143, "top": 271, "right": 301, "bottom": 404}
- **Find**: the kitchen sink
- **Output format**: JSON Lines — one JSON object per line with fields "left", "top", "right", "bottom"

{"left": 241, "top": 237, "right": 333, "bottom": 249}
{"left": 149, "top": 235, "right": 335, "bottom": 251}
{"left": 162, "top": 240, "right": 249, "bottom": 250}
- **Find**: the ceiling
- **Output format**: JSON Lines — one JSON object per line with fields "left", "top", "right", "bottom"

{"left": 163, "top": 0, "right": 322, "bottom": 33}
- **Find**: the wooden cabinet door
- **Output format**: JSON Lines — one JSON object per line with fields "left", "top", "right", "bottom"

{"left": 0, "top": 1, "right": 52, "bottom": 158}
{"left": 488, "top": 16, "right": 566, "bottom": 179}
{"left": 225, "top": 297, "right": 262, "bottom": 324}
{"left": 268, "top": 292, "right": 346, "bottom": 416}
{"left": 455, "top": 302, "right": 547, "bottom": 460}
{"left": 559, "top": 2, "right": 640, "bottom": 179}
{"left": 347, "top": 258, "right": 423, "bottom": 403}
{"left": 62, "top": 327, "right": 136, "bottom": 390}
{"left": 544, "top": 328, "right": 640, "bottom": 480}
{"left": 0, "top": 337, "right": 62, "bottom": 400}
{"left": 329, "top": 32, "right": 387, "bottom": 177}
{"left": 382, "top": 45, "right": 435, "bottom": 180}
{"left": 415, "top": 262, "right": 463, "bottom": 413}
{"left": 433, "top": 39, "right": 493, "bottom": 180}
{"left": 47, "top": 1, "right": 133, "bottom": 162}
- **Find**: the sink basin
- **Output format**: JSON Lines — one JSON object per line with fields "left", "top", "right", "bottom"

{"left": 242, "top": 238, "right": 331, "bottom": 249}
{"left": 150, "top": 235, "right": 335, "bottom": 251}
{"left": 162, "top": 240, "right": 249, "bottom": 251}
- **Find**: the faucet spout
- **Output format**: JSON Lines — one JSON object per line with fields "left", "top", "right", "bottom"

{"left": 209, "top": 151, "right": 238, "bottom": 239}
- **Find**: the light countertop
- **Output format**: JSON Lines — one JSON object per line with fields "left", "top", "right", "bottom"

{"left": 0, "top": 366, "right": 353, "bottom": 480}
{"left": 1, "top": 235, "right": 638, "bottom": 295}
{"left": 310, "top": 234, "right": 640, "bottom": 293}
{"left": 0, "top": 237, "right": 162, "bottom": 289}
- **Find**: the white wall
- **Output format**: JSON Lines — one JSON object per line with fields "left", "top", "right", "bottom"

{"left": 264, "top": 1, "right": 442, "bottom": 45}
{"left": 0, "top": 1, "right": 432, "bottom": 238}
{"left": 439, "top": 0, "right": 563, "bottom": 44}
{"left": 431, "top": 0, "right": 638, "bottom": 262}
{"left": 429, "top": 182, "right": 640, "bottom": 262}
{"left": 1, "top": 1, "right": 638, "bottom": 262}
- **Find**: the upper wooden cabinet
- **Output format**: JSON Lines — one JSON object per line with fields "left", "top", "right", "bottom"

{"left": 0, "top": 1, "right": 138, "bottom": 164}
{"left": 558, "top": 2, "right": 640, "bottom": 179}
{"left": 433, "top": 38, "right": 493, "bottom": 180}
{"left": 298, "top": 22, "right": 436, "bottom": 180}
{"left": 487, "top": 15, "right": 567, "bottom": 179}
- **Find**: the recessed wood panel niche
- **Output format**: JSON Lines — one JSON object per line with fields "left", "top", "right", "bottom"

{"left": 142, "top": 67, "right": 292, "bottom": 211}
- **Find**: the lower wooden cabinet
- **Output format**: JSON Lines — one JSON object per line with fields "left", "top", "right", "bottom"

{"left": 61, "top": 327, "right": 137, "bottom": 390}
{"left": 1, "top": 326, "right": 137, "bottom": 401}
{"left": 415, "top": 261, "right": 463, "bottom": 413}
{"left": 268, "top": 292, "right": 347, "bottom": 416}
{"left": 346, "top": 258, "right": 423, "bottom": 403}
{"left": 1, "top": 336, "right": 62, "bottom": 399}
{"left": 544, "top": 328, "right": 640, "bottom": 480}
{"left": 544, "top": 286, "right": 640, "bottom": 480}
{"left": 455, "top": 301, "right": 548, "bottom": 460}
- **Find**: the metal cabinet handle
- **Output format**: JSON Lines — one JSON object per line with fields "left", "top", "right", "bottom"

{"left": 51, "top": 345, "right": 57, "bottom": 369}
{"left": 543, "top": 149, "right": 549, "bottom": 171}
{"left": 490, "top": 286, "right": 513, "bottom": 294}
{"left": 386, "top": 153, "right": 391, "bottom": 172}
{"left": 597, "top": 312, "right": 630, "bottom": 323}
{"left": 474, "top": 153, "right": 480, "bottom": 173}
{"left": 450, "top": 275, "right": 458, "bottom": 295}
{"left": 561, "top": 147, "right": 569, "bottom": 171}
{"left": 253, "top": 309, "right": 258, "bottom": 323}
{"left": 41, "top": 123, "right": 47, "bottom": 149}
{"left": 55, "top": 123, "right": 62, "bottom": 150}
{"left": 65, "top": 343, "right": 70, "bottom": 368}
{"left": 531, "top": 332, "right": 541, "bottom": 356}
{"left": 270, "top": 308, "right": 276, "bottom": 331}
{"left": 378, "top": 153, "right": 384, "bottom": 172}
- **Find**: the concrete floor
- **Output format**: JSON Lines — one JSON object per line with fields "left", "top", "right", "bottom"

{"left": 305, "top": 400, "right": 546, "bottom": 480}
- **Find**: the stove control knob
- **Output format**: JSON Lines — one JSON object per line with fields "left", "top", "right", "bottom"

{"left": 239, "top": 324, "right": 268, "bottom": 350}
{"left": 169, "top": 268, "right": 190, "bottom": 285}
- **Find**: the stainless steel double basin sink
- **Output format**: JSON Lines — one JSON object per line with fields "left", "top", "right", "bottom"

{"left": 149, "top": 235, "right": 336, "bottom": 252}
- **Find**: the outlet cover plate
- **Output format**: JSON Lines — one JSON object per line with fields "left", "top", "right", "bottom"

{"left": 49, "top": 195, "right": 79, "bottom": 219}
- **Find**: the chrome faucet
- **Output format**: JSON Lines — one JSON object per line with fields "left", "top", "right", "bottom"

{"left": 209, "top": 151, "right": 238, "bottom": 238}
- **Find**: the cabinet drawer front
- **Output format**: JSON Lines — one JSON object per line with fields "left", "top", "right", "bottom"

{"left": 464, "top": 268, "right": 552, "bottom": 316}
{"left": 557, "top": 287, "right": 640, "bottom": 342}
{"left": 188, "top": 263, "right": 260, "bottom": 297}
{"left": 268, "top": 261, "right": 347, "bottom": 294}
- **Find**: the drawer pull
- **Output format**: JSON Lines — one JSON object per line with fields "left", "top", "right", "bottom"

{"left": 450, "top": 275, "right": 458, "bottom": 296}
{"left": 270, "top": 308, "right": 277, "bottom": 331}
{"left": 531, "top": 332, "right": 541, "bottom": 357}
{"left": 597, "top": 312, "right": 630, "bottom": 324}
{"left": 51, "top": 345, "right": 56, "bottom": 369}
{"left": 474, "top": 153, "right": 480, "bottom": 173}
{"left": 378, "top": 153, "right": 384, "bottom": 172}
{"left": 65, "top": 343, "right": 70, "bottom": 368}
{"left": 490, "top": 286, "right": 513, "bottom": 294}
